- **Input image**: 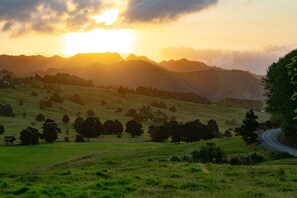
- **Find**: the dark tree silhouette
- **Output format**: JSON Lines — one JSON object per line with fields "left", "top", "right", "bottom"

{"left": 49, "top": 93, "right": 63, "bottom": 103}
{"left": 114, "top": 120, "right": 124, "bottom": 135}
{"left": 125, "top": 120, "right": 143, "bottom": 137}
{"left": 20, "top": 127, "right": 40, "bottom": 145}
{"left": 36, "top": 113, "right": 45, "bottom": 122}
{"left": 148, "top": 125, "right": 170, "bottom": 142}
{"left": 75, "top": 134, "right": 85, "bottom": 142}
{"left": 62, "top": 114, "right": 70, "bottom": 124}
{"left": 73, "top": 117, "right": 84, "bottom": 133}
{"left": 240, "top": 110, "right": 259, "bottom": 144}
{"left": 103, "top": 120, "right": 114, "bottom": 135}
{"left": 263, "top": 50, "right": 297, "bottom": 145}
{"left": 4, "top": 136, "right": 16, "bottom": 145}
{"left": 166, "top": 121, "right": 182, "bottom": 144}
{"left": 79, "top": 117, "right": 103, "bottom": 138}
{"left": 42, "top": 119, "right": 61, "bottom": 143}
{"left": 0, "top": 124, "right": 4, "bottom": 135}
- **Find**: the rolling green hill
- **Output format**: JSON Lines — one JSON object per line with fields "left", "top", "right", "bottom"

{"left": 0, "top": 84, "right": 269, "bottom": 143}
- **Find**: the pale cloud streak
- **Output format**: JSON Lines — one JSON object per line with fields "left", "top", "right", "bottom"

{"left": 160, "top": 45, "right": 297, "bottom": 75}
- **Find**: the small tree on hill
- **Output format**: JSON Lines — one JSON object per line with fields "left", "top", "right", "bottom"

{"left": 49, "top": 93, "right": 63, "bottom": 103}
{"left": 20, "top": 127, "right": 40, "bottom": 145}
{"left": 42, "top": 119, "right": 61, "bottom": 143}
{"left": 62, "top": 114, "right": 70, "bottom": 124}
{"left": 86, "top": 110, "right": 95, "bottom": 117}
{"left": 79, "top": 117, "right": 103, "bottom": 138}
{"left": 240, "top": 109, "right": 259, "bottom": 144}
{"left": 0, "top": 124, "right": 4, "bottom": 135}
{"left": 114, "top": 120, "right": 124, "bottom": 136}
{"left": 125, "top": 120, "right": 143, "bottom": 137}
{"left": 36, "top": 113, "right": 46, "bottom": 122}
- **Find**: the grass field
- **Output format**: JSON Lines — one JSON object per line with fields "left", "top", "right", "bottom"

{"left": 1, "top": 85, "right": 295, "bottom": 197}
{"left": 0, "top": 137, "right": 297, "bottom": 197}
{"left": 0, "top": 85, "right": 270, "bottom": 143}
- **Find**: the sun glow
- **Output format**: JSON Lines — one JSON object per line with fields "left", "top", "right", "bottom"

{"left": 92, "top": 9, "right": 119, "bottom": 25}
{"left": 63, "top": 29, "right": 135, "bottom": 56}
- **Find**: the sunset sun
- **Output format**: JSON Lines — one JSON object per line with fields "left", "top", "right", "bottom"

{"left": 63, "top": 28, "right": 135, "bottom": 55}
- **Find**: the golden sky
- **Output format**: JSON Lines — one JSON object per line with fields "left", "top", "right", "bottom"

{"left": 0, "top": 0, "right": 296, "bottom": 74}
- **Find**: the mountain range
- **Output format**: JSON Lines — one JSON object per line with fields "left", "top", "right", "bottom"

{"left": 0, "top": 53, "right": 265, "bottom": 101}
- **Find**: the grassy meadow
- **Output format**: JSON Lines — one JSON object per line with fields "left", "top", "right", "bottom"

{"left": 1, "top": 85, "right": 296, "bottom": 197}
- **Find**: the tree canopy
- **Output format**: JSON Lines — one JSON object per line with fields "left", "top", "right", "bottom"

{"left": 263, "top": 50, "right": 297, "bottom": 145}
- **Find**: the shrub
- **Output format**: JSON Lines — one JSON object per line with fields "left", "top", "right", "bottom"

{"left": 86, "top": 110, "right": 95, "bottom": 117}
{"left": 169, "top": 107, "right": 177, "bottom": 112}
{"left": 78, "top": 117, "right": 103, "bottom": 138}
{"left": 75, "top": 135, "right": 85, "bottom": 142}
{"left": 182, "top": 155, "right": 192, "bottom": 163}
{"left": 148, "top": 125, "right": 170, "bottom": 142}
{"left": 191, "top": 143, "right": 225, "bottom": 164}
{"left": 64, "top": 136, "right": 70, "bottom": 142}
{"left": 0, "top": 104, "right": 14, "bottom": 117}
{"left": 170, "top": 155, "right": 182, "bottom": 162}
{"left": 39, "top": 100, "right": 51, "bottom": 109}
{"left": 36, "top": 113, "right": 46, "bottom": 122}
{"left": 49, "top": 93, "right": 63, "bottom": 103}
{"left": 62, "top": 114, "right": 70, "bottom": 124}
{"left": 4, "top": 136, "right": 16, "bottom": 145}
{"left": 229, "top": 152, "right": 265, "bottom": 165}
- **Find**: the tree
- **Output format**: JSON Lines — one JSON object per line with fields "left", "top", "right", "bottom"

{"left": 62, "top": 114, "right": 70, "bottom": 124}
{"left": 148, "top": 125, "right": 170, "bottom": 142}
{"left": 240, "top": 110, "right": 259, "bottom": 144}
{"left": 125, "top": 120, "right": 143, "bottom": 137}
{"left": 36, "top": 113, "right": 45, "bottom": 122}
{"left": 49, "top": 93, "right": 63, "bottom": 103}
{"left": 263, "top": 50, "right": 297, "bottom": 145}
{"left": 166, "top": 121, "right": 182, "bottom": 144}
{"left": 42, "top": 119, "right": 61, "bottom": 143}
{"left": 0, "top": 104, "right": 14, "bottom": 117}
{"left": 73, "top": 117, "right": 84, "bottom": 133}
{"left": 113, "top": 120, "right": 124, "bottom": 135}
{"left": 79, "top": 117, "right": 103, "bottom": 138}
{"left": 4, "top": 136, "right": 16, "bottom": 145}
{"left": 86, "top": 110, "right": 95, "bottom": 117}
{"left": 103, "top": 120, "right": 114, "bottom": 135}
{"left": 0, "top": 124, "right": 4, "bottom": 135}
{"left": 207, "top": 119, "right": 222, "bottom": 138}
{"left": 20, "top": 127, "right": 40, "bottom": 145}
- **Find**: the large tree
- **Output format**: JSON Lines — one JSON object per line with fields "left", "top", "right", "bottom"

{"left": 79, "top": 117, "right": 103, "bottom": 138}
{"left": 20, "top": 127, "right": 40, "bottom": 145}
{"left": 263, "top": 50, "right": 297, "bottom": 145}
{"left": 42, "top": 119, "right": 61, "bottom": 143}
{"left": 125, "top": 120, "right": 143, "bottom": 137}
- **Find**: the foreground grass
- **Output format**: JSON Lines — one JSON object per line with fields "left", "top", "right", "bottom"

{"left": 0, "top": 137, "right": 296, "bottom": 197}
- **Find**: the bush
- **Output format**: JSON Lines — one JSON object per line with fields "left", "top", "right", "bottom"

{"left": 191, "top": 143, "right": 225, "bottom": 164}
{"left": 229, "top": 152, "right": 265, "bottom": 165}
{"left": 75, "top": 135, "right": 85, "bottom": 142}
{"left": 125, "top": 120, "right": 143, "bottom": 137}
{"left": 36, "top": 113, "right": 46, "bottom": 122}
{"left": 170, "top": 155, "right": 182, "bottom": 162}
{"left": 4, "top": 136, "right": 16, "bottom": 145}
{"left": 39, "top": 100, "right": 51, "bottom": 109}
{"left": 182, "top": 155, "right": 192, "bottom": 163}
{"left": 169, "top": 107, "right": 177, "bottom": 112}
{"left": 62, "top": 114, "right": 70, "bottom": 124}
{"left": 49, "top": 93, "right": 63, "bottom": 103}
{"left": 64, "top": 136, "right": 70, "bottom": 142}
{"left": 0, "top": 104, "right": 14, "bottom": 117}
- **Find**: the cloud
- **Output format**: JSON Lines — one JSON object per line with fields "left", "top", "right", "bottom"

{"left": 160, "top": 45, "right": 297, "bottom": 75}
{"left": 124, "top": 0, "right": 219, "bottom": 22}
{"left": 0, "top": 0, "right": 105, "bottom": 35}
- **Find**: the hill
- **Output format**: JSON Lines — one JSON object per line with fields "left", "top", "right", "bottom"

{"left": 159, "top": 58, "right": 214, "bottom": 72}
{"left": 174, "top": 69, "right": 265, "bottom": 101}
{"left": 0, "top": 53, "right": 265, "bottom": 101}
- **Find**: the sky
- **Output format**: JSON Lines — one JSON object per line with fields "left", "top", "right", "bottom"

{"left": 0, "top": 0, "right": 296, "bottom": 74}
